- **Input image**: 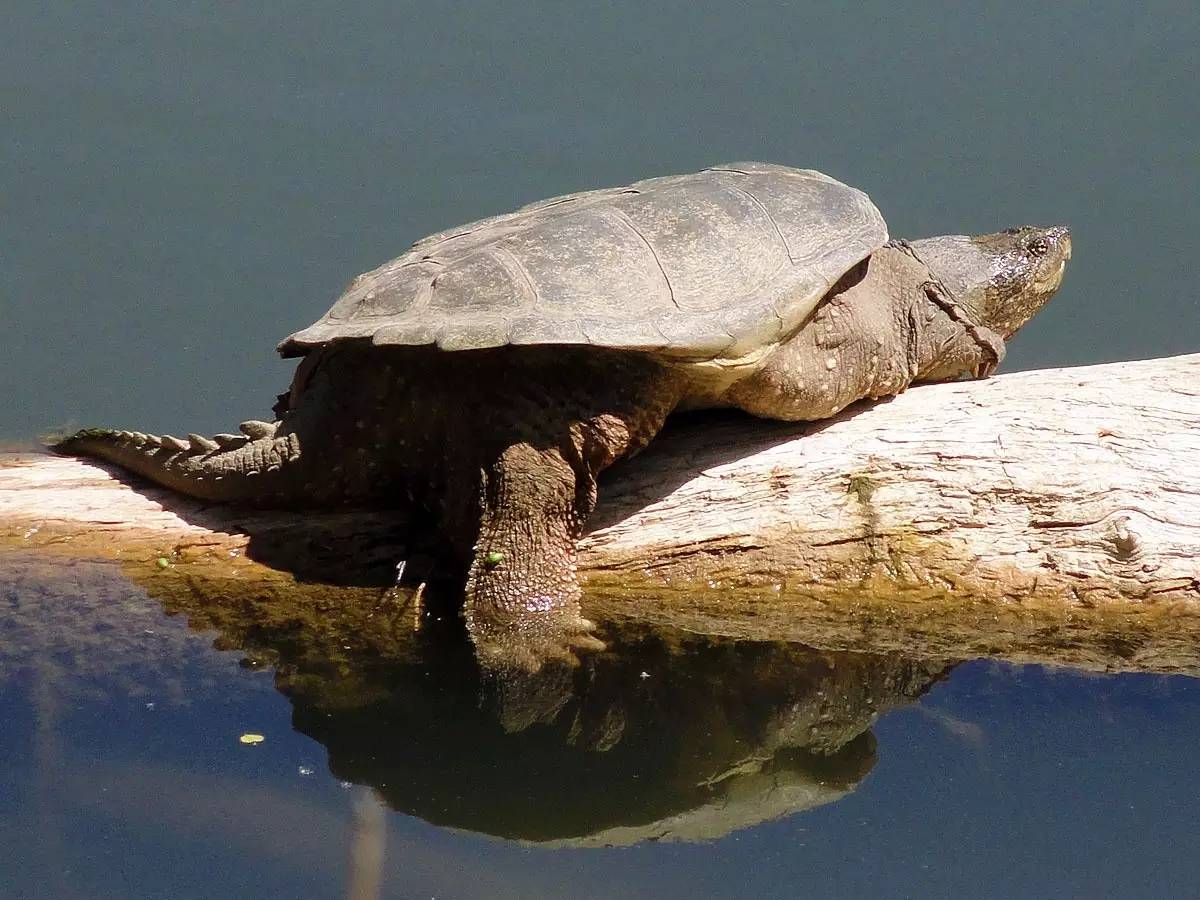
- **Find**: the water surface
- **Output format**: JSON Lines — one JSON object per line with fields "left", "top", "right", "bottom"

{"left": 3, "top": 553, "right": 1200, "bottom": 899}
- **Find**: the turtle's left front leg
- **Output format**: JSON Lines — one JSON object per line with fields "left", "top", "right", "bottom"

{"left": 464, "top": 439, "right": 604, "bottom": 670}
{"left": 447, "top": 352, "right": 683, "bottom": 672}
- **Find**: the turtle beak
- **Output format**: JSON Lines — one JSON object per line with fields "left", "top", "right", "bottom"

{"left": 1028, "top": 225, "right": 1071, "bottom": 299}
{"left": 1050, "top": 225, "right": 1072, "bottom": 262}
{"left": 1045, "top": 225, "right": 1071, "bottom": 292}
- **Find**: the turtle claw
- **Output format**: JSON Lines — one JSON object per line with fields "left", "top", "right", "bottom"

{"left": 541, "top": 617, "right": 608, "bottom": 666}
{"left": 469, "top": 608, "right": 607, "bottom": 675}
{"left": 566, "top": 618, "right": 608, "bottom": 656}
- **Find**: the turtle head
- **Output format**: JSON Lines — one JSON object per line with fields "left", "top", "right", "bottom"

{"left": 908, "top": 225, "right": 1071, "bottom": 338}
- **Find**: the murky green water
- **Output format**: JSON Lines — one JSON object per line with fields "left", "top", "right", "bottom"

{"left": 2, "top": 1, "right": 1198, "bottom": 897}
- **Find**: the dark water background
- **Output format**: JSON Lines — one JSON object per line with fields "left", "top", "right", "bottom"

{"left": 2, "top": 2, "right": 1199, "bottom": 898}
{"left": 2, "top": 1, "right": 1198, "bottom": 441}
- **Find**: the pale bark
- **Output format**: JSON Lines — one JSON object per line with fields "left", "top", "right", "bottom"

{"left": 2, "top": 353, "right": 1198, "bottom": 673}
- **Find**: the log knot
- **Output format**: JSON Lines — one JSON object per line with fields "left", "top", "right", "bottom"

{"left": 1108, "top": 514, "right": 1142, "bottom": 561}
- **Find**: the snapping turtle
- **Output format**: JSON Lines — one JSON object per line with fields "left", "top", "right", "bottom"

{"left": 57, "top": 162, "right": 1071, "bottom": 666}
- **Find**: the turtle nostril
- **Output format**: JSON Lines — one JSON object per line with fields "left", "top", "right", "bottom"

{"left": 1051, "top": 226, "right": 1072, "bottom": 260}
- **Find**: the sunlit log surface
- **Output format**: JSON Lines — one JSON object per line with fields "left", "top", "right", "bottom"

{"left": 2, "top": 353, "right": 1198, "bottom": 673}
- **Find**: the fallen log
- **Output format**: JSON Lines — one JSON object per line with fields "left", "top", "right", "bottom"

{"left": 2, "top": 353, "right": 1198, "bottom": 673}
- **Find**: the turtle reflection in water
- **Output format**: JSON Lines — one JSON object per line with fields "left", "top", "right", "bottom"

{"left": 292, "top": 631, "right": 949, "bottom": 845}
{"left": 0, "top": 551, "right": 951, "bottom": 844}
{"left": 56, "top": 162, "right": 1071, "bottom": 667}
{"left": 137, "top": 554, "right": 952, "bottom": 845}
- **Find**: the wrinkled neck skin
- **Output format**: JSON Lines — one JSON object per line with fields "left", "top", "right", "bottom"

{"left": 721, "top": 224, "right": 1071, "bottom": 423}
{"left": 907, "top": 226, "right": 1071, "bottom": 342}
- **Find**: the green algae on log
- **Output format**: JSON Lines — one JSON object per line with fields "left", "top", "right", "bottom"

{"left": 2, "top": 354, "right": 1199, "bottom": 673}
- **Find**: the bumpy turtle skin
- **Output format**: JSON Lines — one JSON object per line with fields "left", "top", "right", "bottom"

{"left": 53, "top": 425, "right": 307, "bottom": 504}
{"left": 724, "top": 247, "right": 1000, "bottom": 420}
{"left": 58, "top": 345, "right": 683, "bottom": 668}
{"left": 440, "top": 349, "right": 684, "bottom": 669}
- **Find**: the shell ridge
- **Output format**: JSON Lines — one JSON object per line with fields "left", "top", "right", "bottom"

{"left": 719, "top": 181, "right": 792, "bottom": 262}
{"left": 602, "top": 206, "right": 678, "bottom": 310}
{"left": 490, "top": 245, "right": 540, "bottom": 309}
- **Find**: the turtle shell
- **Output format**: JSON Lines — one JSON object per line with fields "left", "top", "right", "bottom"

{"left": 278, "top": 162, "right": 887, "bottom": 361}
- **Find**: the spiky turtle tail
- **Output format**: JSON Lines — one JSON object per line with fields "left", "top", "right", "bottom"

{"left": 52, "top": 420, "right": 309, "bottom": 505}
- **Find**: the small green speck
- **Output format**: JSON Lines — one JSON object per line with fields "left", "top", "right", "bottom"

{"left": 484, "top": 551, "right": 504, "bottom": 567}
{"left": 155, "top": 557, "right": 170, "bottom": 569}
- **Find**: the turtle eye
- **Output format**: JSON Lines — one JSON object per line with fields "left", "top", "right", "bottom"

{"left": 1027, "top": 237, "right": 1051, "bottom": 257}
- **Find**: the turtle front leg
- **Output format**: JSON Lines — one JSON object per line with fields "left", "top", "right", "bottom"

{"left": 464, "top": 440, "right": 604, "bottom": 671}
{"left": 429, "top": 347, "right": 683, "bottom": 672}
